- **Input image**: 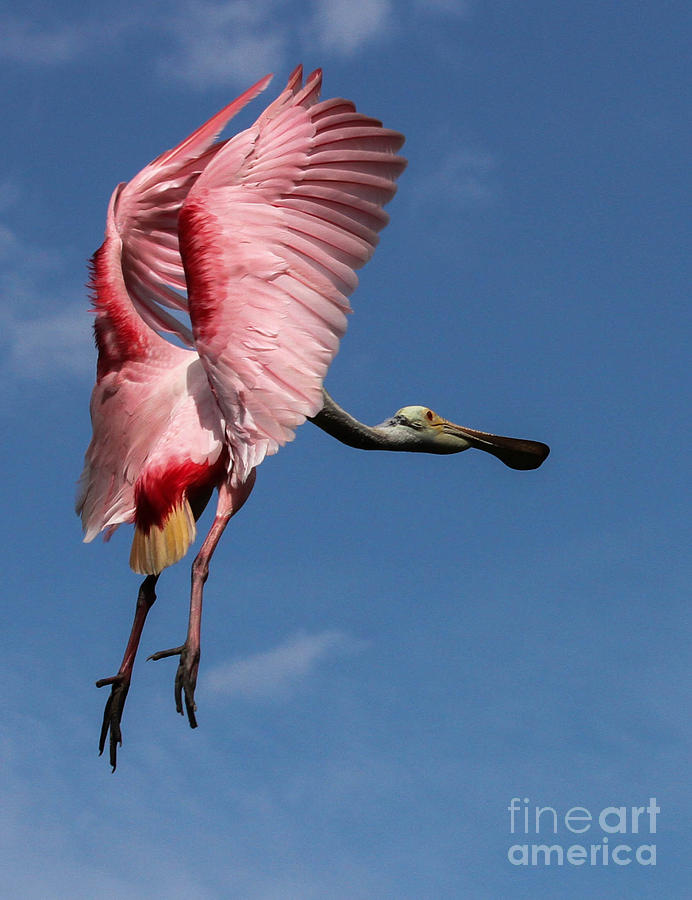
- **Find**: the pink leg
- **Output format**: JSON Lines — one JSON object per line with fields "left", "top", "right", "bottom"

{"left": 96, "top": 573, "right": 159, "bottom": 770}
{"left": 149, "top": 471, "right": 256, "bottom": 728}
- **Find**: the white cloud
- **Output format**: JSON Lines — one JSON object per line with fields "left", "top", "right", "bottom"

{"left": 2, "top": 305, "right": 93, "bottom": 381}
{"left": 158, "top": 0, "right": 288, "bottom": 88}
{"left": 159, "top": 0, "right": 394, "bottom": 88}
{"left": 312, "top": 0, "right": 393, "bottom": 56}
{"left": 206, "top": 630, "right": 367, "bottom": 699}
{"left": 0, "top": 1, "right": 476, "bottom": 86}
{"left": 412, "top": 146, "right": 498, "bottom": 208}
{"left": 0, "top": 12, "right": 134, "bottom": 65}
{"left": 0, "top": 4, "right": 289, "bottom": 80}
{"left": 0, "top": 16, "right": 89, "bottom": 64}
{"left": 0, "top": 182, "right": 93, "bottom": 383}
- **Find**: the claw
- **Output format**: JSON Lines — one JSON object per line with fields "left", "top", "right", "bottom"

{"left": 95, "top": 574, "right": 158, "bottom": 771}
{"left": 149, "top": 643, "right": 200, "bottom": 728}
{"left": 96, "top": 675, "right": 130, "bottom": 772}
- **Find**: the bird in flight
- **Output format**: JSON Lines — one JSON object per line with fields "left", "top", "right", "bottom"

{"left": 77, "top": 67, "right": 549, "bottom": 770}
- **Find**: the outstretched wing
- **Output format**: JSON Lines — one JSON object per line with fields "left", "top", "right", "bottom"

{"left": 108, "top": 73, "right": 274, "bottom": 344}
{"left": 181, "top": 69, "right": 406, "bottom": 482}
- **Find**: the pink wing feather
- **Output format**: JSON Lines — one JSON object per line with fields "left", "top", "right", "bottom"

{"left": 109, "top": 72, "right": 273, "bottom": 345}
{"left": 180, "top": 69, "right": 406, "bottom": 482}
{"left": 78, "top": 74, "right": 274, "bottom": 541}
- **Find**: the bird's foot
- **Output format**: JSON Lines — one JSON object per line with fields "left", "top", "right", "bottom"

{"left": 148, "top": 643, "right": 200, "bottom": 729}
{"left": 95, "top": 673, "right": 131, "bottom": 771}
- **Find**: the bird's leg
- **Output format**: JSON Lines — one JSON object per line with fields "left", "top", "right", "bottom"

{"left": 96, "top": 573, "right": 159, "bottom": 770}
{"left": 149, "top": 471, "right": 256, "bottom": 728}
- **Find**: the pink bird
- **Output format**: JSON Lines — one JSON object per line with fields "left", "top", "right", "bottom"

{"left": 78, "top": 67, "right": 549, "bottom": 769}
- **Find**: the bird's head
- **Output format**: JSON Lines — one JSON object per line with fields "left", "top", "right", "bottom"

{"left": 376, "top": 406, "right": 473, "bottom": 454}
{"left": 376, "top": 405, "right": 550, "bottom": 468}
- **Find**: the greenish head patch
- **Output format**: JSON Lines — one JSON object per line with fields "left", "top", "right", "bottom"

{"left": 394, "top": 406, "right": 445, "bottom": 427}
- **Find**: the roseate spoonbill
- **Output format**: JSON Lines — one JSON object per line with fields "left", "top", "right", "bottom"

{"left": 77, "top": 67, "right": 549, "bottom": 770}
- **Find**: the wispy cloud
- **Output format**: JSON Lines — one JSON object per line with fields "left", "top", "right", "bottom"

{"left": 2, "top": 305, "right": 93, "bottom": 381}
{"left": 1, "top": 1, "right": 473, "bottom": 86}
{"left": 0, "top": 16, "right": 90, "bottom": 64}
{"left": 0, "top": 181, "right": 92, "bottom": 383}
{"left": 0, "top": 12, "right": 134, "bottom": 65}
{"left": 157, "top": 0, "right": 288, "bottom": 88}
{"left": 411, "top": 146, "right": 499, "bottom": 208}
{"left": 206, "top": 630, "right": 367, "bottom": 700}
{"left": 311, "top": 0, "right": 393, "bottom": 56}
{"left": 159, "top": 0, "right": 394, "bottom": 87}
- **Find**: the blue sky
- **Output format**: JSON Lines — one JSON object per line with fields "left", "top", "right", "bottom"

{"left": 1, "top": 1, "right": 689, "bottom": 897}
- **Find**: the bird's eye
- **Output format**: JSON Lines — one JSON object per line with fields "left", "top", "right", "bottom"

{"left": 426, "top": 410, "right": 434, "bottom": 421}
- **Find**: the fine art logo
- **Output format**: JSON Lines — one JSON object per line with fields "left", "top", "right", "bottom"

{"left": 507, "top": 797, "right": 659, "bottom": 867}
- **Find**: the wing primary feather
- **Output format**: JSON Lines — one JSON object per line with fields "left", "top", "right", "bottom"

{"left": 179, "top": 68, "right": 405, "bottom": 476}
{"left": 149, "top": 73, "right": 273, "bottom": 172}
